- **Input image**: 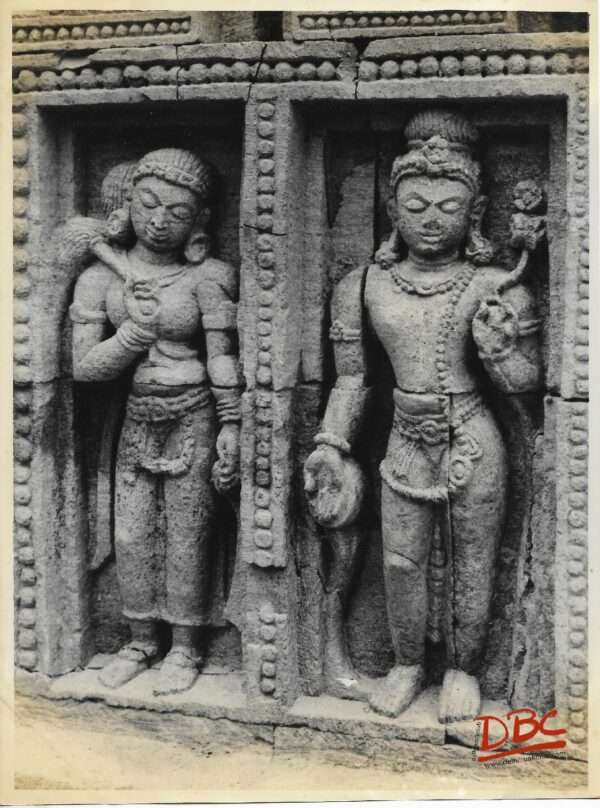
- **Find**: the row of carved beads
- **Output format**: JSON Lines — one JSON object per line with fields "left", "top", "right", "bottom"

{"left": 566, "top": 406, "right": 587, "bottom": 745}
{"left": 258, "top": 604, "right": 279, "bottom": 696}
{"left": 252, "top": 98, "right": 277, "bottom": 567}
{"left": 14, "top": 66, "right": 178, "bottom": 93}
{"left": 14, "top": 18, "right": 190, "bottom": 43}
{"left": 435, "top": 265, "right": 476, "bottom": 394}
{"left": 13, "top": 100, "right": 36, "bottom": 671}
{"left": 358, "top": 52, "right": 588, "bottom": 81}
{"left": 573, "top": 83, "right": 589, "bottom": 398}
{"left": 301, "top": 11, "right": 506, "bottom": 29}
{"left": 180, "top": 61, "right": 338, "bottom": 84}
{"left": 14, "top": 61, "right": 340, "bottom": 94}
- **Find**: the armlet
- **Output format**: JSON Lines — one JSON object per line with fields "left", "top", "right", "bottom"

{"left": 69, "top": 301, "right": 107, "bottom": 324}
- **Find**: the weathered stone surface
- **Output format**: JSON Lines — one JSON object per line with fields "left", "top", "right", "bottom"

{"left": 12, "top": 9, "right": 591, "bottom": 776}
{"left": 12, "top": 11, "right": 219, "bottom": 53}
{"left": 363, "top": 31, "right": 589, "bottom": 59}
{"left": 284, "top": 11, "right": 519, "bottom": 42}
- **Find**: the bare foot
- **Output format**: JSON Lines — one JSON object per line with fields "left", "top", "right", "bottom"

{"left": 99, "top": 641, "right": 159, "bottom": 689}
{"left": 152, "top": 647, "right": 201, "bottom": 696}
{"left": 438, "top": 668, "right": 481, "bottom": 724}
{"left": 324, "top": 653, "right": 369, "bottom": 702}
{"left": 368, "top": 663, "right": 423, "bottom": 718}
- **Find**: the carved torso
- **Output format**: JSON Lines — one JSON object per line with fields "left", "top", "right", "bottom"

{"left": 76, "top": 254, "right": 236, "bottom": 390}
{"left": 364, "top": 261, "right": 509, "bottom": 395}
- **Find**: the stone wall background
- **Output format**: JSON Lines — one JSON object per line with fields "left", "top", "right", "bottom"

{"left": 13, "top": 8, "right": 589, "bottom": 759}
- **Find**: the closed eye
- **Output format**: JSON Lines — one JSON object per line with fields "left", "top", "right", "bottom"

{"left": 168, "top": 204, "right": 194, "bottom": 222}
{"left": 138, "top": 189, "right": 160, "bottom": 208}
{"left": 402, "top": 197, "right": 429, "bottom": 213}
{"left": 437, "top": 198, "right": 464, "bottom": 214}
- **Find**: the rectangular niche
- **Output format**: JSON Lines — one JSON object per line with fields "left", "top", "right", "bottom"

{"left": 294, "top": 98, "right": 567, "bottom": 708}
{"left": 28, "top": 99, "right": 245, "bottom": 674}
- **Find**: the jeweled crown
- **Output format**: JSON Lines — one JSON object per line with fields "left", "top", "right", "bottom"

{"left": 391, "top": 109, "right": 481, "bottom": 194}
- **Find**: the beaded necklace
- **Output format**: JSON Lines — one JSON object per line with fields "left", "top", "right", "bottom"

{"left": 389, "top": 261, "right": 465, "bottom": 296}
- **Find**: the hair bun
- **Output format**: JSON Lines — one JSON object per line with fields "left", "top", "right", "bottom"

{"left": 404, "top": 109, "right": 479, "bottom": 148}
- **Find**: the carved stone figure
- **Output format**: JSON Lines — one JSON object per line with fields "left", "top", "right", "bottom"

{"left": 304, "top": 110, "right": 542, "bottom": 722}
{"left": 66, "top": 149, "right": 242, "bottom": 695}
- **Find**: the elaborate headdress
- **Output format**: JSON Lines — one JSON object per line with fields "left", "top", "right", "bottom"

{"left": 132, "top": 148, "right": 213, "bottom": 200}
{"left": 376, "top": 109, "right": 494, "bottom": 268}
{"left": 390, "top": 109, "right": 481, "bottom": 195}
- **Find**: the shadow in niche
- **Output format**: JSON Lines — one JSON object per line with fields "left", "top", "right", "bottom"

{"left": 298, "top": 100, "right": 555, "bottom": 707}
{"left": 60, "top": 102, "right": 245, "bottom": 673}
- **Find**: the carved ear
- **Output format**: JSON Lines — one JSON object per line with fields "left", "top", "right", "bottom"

{"left": 106, "top": 206, "right": 132, "bottom": 245}
{"left": 184, "top": 226, "right": 210, "bottom": 265}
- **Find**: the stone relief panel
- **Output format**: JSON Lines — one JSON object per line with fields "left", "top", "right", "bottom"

{"left": 295, "top": 100, "right": 571, "bottom": 726}
{"left": 12, "top": 17, "right": 589, "bottom": 769}
{"left": 18, "top": 103, "right": 246, "bottom": 684}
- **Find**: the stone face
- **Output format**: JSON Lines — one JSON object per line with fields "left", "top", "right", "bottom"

{"left": 13, "top": 10, "right": 591, "bottom": 774}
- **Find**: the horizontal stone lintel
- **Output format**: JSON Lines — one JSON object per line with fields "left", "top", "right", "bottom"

{"left": 89, "top": 45, "right": 178, "bottom": 65}
{"left": 364, "top": 31, "right": 589, "bottom": 59}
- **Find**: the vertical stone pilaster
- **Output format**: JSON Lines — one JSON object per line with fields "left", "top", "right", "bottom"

{"left": 238, "top": 90, "right": 306, "bottom": 705}
{"left": 560, "top": 78, "right": 589, "bottom": 399}
{"left": 554, "top": 399, "right": 588, "bottom": 758}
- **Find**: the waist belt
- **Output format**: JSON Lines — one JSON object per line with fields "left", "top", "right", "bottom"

{"left": 121, "top": 386, "right": 212, "bottom": 480}
{"left": 380, "top": 390, "right": 485, "bottom": 502}
{"left": 126, "top": 386, "right": 211, "bottom": 423}
{"left": 392, "top": 390, "right": 484, "bottom": 445}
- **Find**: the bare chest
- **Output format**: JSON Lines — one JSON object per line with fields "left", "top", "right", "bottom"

{"left": 365, "top": 266, "right": 482, "bottom": 393}
{"left": 106, "top": 271, "right": 201, "bottom": 342}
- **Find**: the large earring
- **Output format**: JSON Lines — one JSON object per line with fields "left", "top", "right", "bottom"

{"left": 465, "top": 195, "right": 495, "bottom": 266}
{"left": 184, "top": 225, "right": 210, "bottom": 265}
{"left": 106, "top": 205, "right": 132, "bottom": 245}
{"left": 374, "top": 196, "right": 402, "bottom": 269}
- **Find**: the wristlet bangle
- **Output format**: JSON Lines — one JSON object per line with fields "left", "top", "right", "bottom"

{"left": 314, "top": 432, "right": 351, "bottom": 454}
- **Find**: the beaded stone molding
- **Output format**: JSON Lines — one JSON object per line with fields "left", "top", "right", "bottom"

{"left": 560, "top": 403, "right": 588, "bottom": 752}
{"left": 566, "top": 79, "right": 589, "bottom": 399}
{"left": 13, "top": 97, "right": 37, "bottom": 672}
{"left": 249, "top": 95, "right": 283, "bottom": 570}
{"left": 12, "top": 38, "right": 589, "bottom": 94}
{"left": 13, "top": 44, "right": 349, "bottom": 93}
{"left": 358, "top": 49, "right": 589, "bottom": 81}
{"left": 244, "top": 603, "right": 288, "bottom": 702}
{"left": 13, "top": 11, "right": 204, "bottom": 53}
{"left": 285, "top": 10, "right": 518, "bottom": 40}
